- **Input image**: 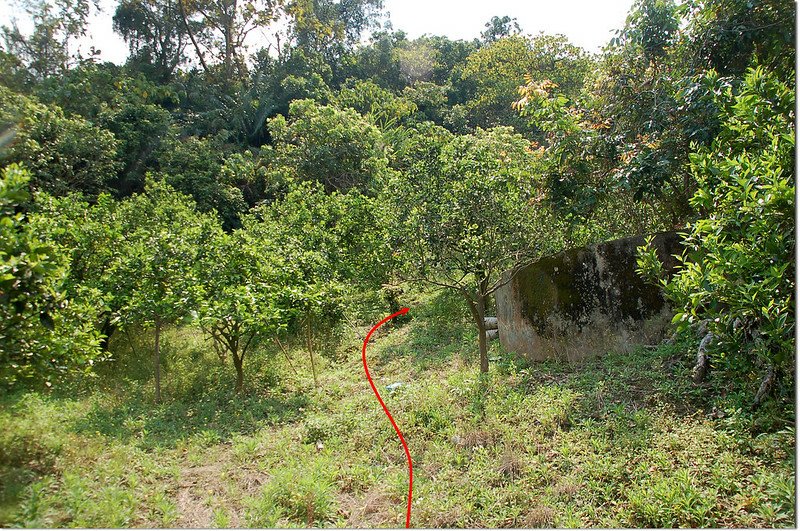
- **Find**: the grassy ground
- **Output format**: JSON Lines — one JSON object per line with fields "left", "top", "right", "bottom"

{"left": 0, "top": 289, "right": 795, "bottom": 528}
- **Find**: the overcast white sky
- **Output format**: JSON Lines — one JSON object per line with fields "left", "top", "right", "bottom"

{"left": 1, "top": 0, "right": 635, "bottom": 65}
{"left": 383, "top": 0, "right": 634, "bottom": 51}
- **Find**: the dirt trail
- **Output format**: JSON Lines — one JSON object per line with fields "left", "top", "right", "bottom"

{"left": 173, "top": 457, "right": 267, "bottom": 527}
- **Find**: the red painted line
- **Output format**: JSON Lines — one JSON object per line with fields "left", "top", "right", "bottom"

{"left": 361, "top": 307, "right": 413, "bottom": 528}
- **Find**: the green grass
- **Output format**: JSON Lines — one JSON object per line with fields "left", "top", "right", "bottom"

{"left": 0, "top": 288, "right": 795, "bottom": 527}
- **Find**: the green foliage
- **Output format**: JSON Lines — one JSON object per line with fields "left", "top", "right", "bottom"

{"left": 461, "top": 35, "right": 590, "bottom": 134}
{"left": 113, "top": 0, "right": 189, "bottom": 81}
{"left": 175, "top": 69, "right": 308, "bottom": 147}
{"left": 267, "top": 98, "right": 391, "bottom": 193}
{"left": 417, "top": 35, "right": 479, "bottom": 89}
{"left": 387, "top": 125, "right": 566, "bottom": 371}
{"left": 35, "top": 62, "right": 177, "bottom": 120}
{"left": 680, "top": 0, "right": 795, "bottom": 81}
{"left": 389, "top": 125, "right": 558, "bottom": 286}
{"left": 0, "top": 164, "right": 101, "bottom": 389}
{"left": 514, "top": 77, "right": 673, "bottom": 237}
{"left": 0, "top": 50, "right": 34, "bottom": 92}
{"left": 402, "top": 81, "right": 448, "bottom": 125}
{"left": 111, "top": 179, "right": 220, "bottom": 400}
{"left": 0, "top": 87, "right": 120, "bottom": 196}
{"left": 218, "top": 151, "right": 273, "bottom": 208}
{"left": 594, "top": 0, "right": 695, "bottom": 219}
{"left": 514, "top": 78, "right": 607, "bottom": 217}
{"left": 247, "top": 457, "right": 338, "bottom": 526}
{"left": 156, "top": 136, "right": 248, "bottom": 229}
{"left": 639, "top": 66, "right": 795, "bottom": 391}
{"left": 178, "top": 0, "right": 282, "bottom": 81}
{"left": 102, "top": 100, "right": 172, "bottom": 195}
{"left": 0, "top": 0, "right": 93, "bottom": 80}
{"left": 334, "top": 79, "right": 417, "bottom": 128}
{"left": 393, "top": 40, "right": 438, "bottom": 86}
{"left": 480, "top": 15, "right": 521, "bottom": 44}
{"left": 615, "top": 0, "right": 680, "bottom": 63}
{"left": 115, "top": 178, "right": 217, "bottom": 330}
{"left": 248, "top": 179, "right": 392, "bottom": 383}
{"left": 341, "top": 30, "right": 409, "bottom": 91}
{"left": 253, "top": 179, "right": 391, "bottom": 315}
{"left": 286, "top": 0, "right": 384, "bottom": 62}
{"left": 197, "top": 226, "right": 292, "bottom": 392}
{"left": 28, "top": 64, "right": 176, "bottom": 195}
{"left": 339, "top": 32, "right": 475, "bottom": 103}
{"left": 28, "top": 191, "right": 127, "bottom": 350}
{"left": 515, "top": 0, "right": 793, "bottom": 231}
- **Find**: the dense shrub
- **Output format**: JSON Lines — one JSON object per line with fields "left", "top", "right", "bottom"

{"left": 0, "top": 88, "right": 119, "bottom": 196}
{"left": 267, "top": 99, "right": 391, "bottom": 194}
{"left": 0, "top": 164, "right": 102, "bottom": 389}
{"left": 639, "top": 66, "right": 795, "bottom": 400}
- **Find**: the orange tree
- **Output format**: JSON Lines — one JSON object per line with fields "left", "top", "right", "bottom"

{"left": 386, "top": 123, "right": 565, "bottom": 373}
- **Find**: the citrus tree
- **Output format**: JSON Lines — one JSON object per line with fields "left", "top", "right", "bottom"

{"left": 387, "top": 124, "right": 564, "bottom": 373}
{"left": 0, "top": 87, "right": 120, "bottom": 197}
{"left": 29, "top": 192, "right": 128, "bottom": 350}
{"left": 251, "top": 180, "right": 390, "bottom": 386}
{"left": 198, "top": 226, "right": 293, "bottom": 393}
{"left": 115, "top": 179, "right": 219, "bottom": 402}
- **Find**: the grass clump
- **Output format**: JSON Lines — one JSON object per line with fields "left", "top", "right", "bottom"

{"left": 246, "top": 457, "right": 339, "bottom": 527}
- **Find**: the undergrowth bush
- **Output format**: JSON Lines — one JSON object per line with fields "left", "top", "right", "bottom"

{"left": 638, "top": 66, "right": 795, "bottom": 405}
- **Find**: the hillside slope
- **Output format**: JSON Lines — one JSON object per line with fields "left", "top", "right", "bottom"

{"left": 0, "top": 291, "right": 795, "bottom": 528}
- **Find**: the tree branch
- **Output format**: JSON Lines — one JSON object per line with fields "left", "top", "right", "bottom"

{"left": 178, "top": 0, "right": 211, "bottom": 75}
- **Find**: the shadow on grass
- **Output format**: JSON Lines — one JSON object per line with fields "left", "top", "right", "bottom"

{"left": 376, "top": 290, "right": 476, "bottom": 369}
{"left": 63, "top": 324, "right": 314, "bottom": 449}
{"left": 495, "top": 341, "right": 724, "bottom": 453}
{"left": 70, "top": 390, "right": 309, "bottom": 449}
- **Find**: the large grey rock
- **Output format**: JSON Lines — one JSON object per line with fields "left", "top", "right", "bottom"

{"left": 496, "top": 232, "right": 683, "bottom": 361}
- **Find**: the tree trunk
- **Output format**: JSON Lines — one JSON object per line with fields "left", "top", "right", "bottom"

{"left": 154, "top": 318, "right": 162, "bottom": 403}
{"left": 224, "top": 25, "right": 233, "bottom": 78}
{"left": 274, "top": 337, "right": 299, "bottom": 376}
{"left": 753, "top": 365, "right": 777, "bottom": 408}
{"left": 99, "top": 315, "right": 116, "bottom": 351}
{"left": 693, "top": 332, "right": 714, "bottom": 384}
{"left": 306, "top": 315, "right": 319, "bottom": 387}
{"left": 223, "top": 0, "right": 236, "bottom": 79}
{"left": 477, "top": 292, "right": 489, "bottom": 373}
{"left": 464, "top": 287, "right": 490, "bottom": 374}
{"left": 178, "top": 0, "right": 211, "bottom": 75}
{"left": 233, "top": 353, "right": 244, "bottom": 394}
